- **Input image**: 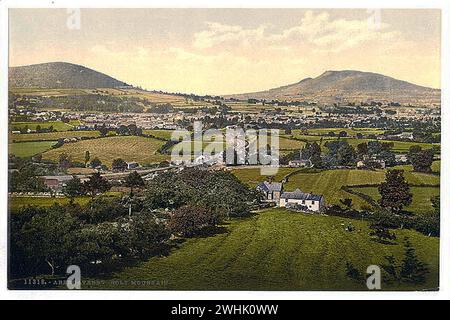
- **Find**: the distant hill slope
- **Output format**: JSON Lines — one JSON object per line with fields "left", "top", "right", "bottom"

{"left": 9, "top": 62, "right": 129, "bottom": 89}
{"left": 226, "top": 70, "right": 440, "bottom": 106}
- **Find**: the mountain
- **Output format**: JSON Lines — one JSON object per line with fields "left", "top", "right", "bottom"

{"left": 9, "top": 62, "right": 130, "bottom": 89}
{"left": 226, "top": 70, "right": 440, "bottom": 106}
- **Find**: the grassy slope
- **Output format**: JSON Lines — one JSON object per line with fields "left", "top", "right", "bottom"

{"left": 355, "top": 187, "right": 439, "bottom": 215}
{"left": 9, "top": 141, "right": 57, "bottom": 158}
{"left": 10, "top": 121, "right": 74, "bottom": 131}
{"left": 88, "top": 208, "right": 438, "bottom": 290}
{"left": 9, "top": 196, "right": 91, "bottom": 211}
{"left": 9, "top": 130, "right": 100, "bottom": 142}
{"left": 41, "top": 135, "right": 169, "bottom": 166}
{"left": 231, "top": 167, "right": 301, "bottom": 188}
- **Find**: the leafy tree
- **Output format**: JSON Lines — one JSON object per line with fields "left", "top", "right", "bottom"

{"left": 408, "top": 147, "right": 434, "bottom": 173}
{"left": 58, "top": 152, "right": 72, "bottom": 171}
{"left": 9, "top": 165, "right": 48, "bottom": 193}
{"left": 168, "top": 205, "right": 220, "bottom": 237}
{"left": 381, "top": 255, "right": 401, "bottom": 283}
{"left": 20, "top": 205, "right": 79, "bottom": 275}
{"left": 378, "top": 170, "right": 412, "bottom": 214}
{"left": 431, "top": 195, "right": 440, "bottom": 215}
{"left": 119, "top": 212, "right": 170, "bottom": 258}
{"left": 337, "top": 143, "right": 357, "bottom": 167}
{"left": 79, "top": 197, "right": 127, "bottom": 223}
{"left": 112, "top": 158, "right": 127, "bottom": 171}
{"left": 356, "top": 142, "right": 368, "bottom": 157}
{"left": 84, "top": 151, "right": 90, "bottom": 167}
{"left": 83, "top": 172, "right": 110, "bottom": 199}
{"left": 302, "top": 142, "right": 322, "bottom": 168}
{"left": 98, "top": 124, "right": 109, "bottom": 137}
{"left": 125, "top": 171, "right": 145, "bottom": 197}
{"left": 62, "top": 176, "right": 85, "bottom": 202}
{"left": 400, "top": 237, "right": 429, "bottom": 284}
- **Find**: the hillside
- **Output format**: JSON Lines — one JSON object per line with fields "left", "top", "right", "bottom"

{"left": 226, "top": 70, "right": 441, "bottom": 106}
{"left": 9, "top": 62, "right": 130, "bottom": 89}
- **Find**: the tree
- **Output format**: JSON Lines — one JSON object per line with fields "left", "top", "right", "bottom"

{"left": 62, "top": 176, "right": 85, "bottom": 202}
{"left": 83, "top": 172, "right": 110, "bottom": 199}
{"left": 431, "top": 195, "right": 440, "bottom": 215}
{"left": 98, "top": 124, "right": 108, "bottom": 137}
{"left": 400, "top": 237, "right": 429, "bottom": 284}
{"left": 378, "top": 170, "right": 412, "bottom": 214}
{"left": 112, "top": 158, "right": 127, "bottom": 171}
{"left": 58, "top": 152, "right": 72, "bottom": 171}
{"left": 20, "top": 206, "right": 79, "bottom": 275}
{"left": 119, "top": 212, "right": 170, "bottom": 258}
{"left": 408, "top": 147, "right": 434, "bottom": 173}
{"left": 90, "top": 157, "right": 102, "bottom": 168}
{"left": 84, "top": 151, "right": 90, "bottom": 167}
{"left": 337, "top": 143, "right": 356, "bottom": 167}
{"left": 168, "top": 205, "right": 220, "bottom": 237}
{"left": 356, "top": 142, "right": 368, "bottom": 157}
{"left": 125, "top": 171, "right": 145, "bottom": 197}
{"left": 302, "top": 142, "right": 322, "bottom": 168}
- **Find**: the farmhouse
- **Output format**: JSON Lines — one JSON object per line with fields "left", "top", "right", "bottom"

{"left": 256, "top": 181, "right": 283, "bottom": 202}
{"left": 279, "top": 189, "right": 325, "bottom": 212}
{"left": 41, "top": 175, "right": 74, "bottom": 192}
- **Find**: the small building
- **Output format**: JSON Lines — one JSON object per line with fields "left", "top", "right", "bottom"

{"left": 279, "top": 189, "right": 324, "bottom": 212}
{"left": 41, "top": 175, "right": 74, "bottom": 192}
{"left": 256, "top": 181, "right": 283, "bottom": 202}
{"left": 288, "top": 159, "right": 310, "bottom": 168}
{"left": 127, "top": 162, "right": 139, "bottom": 170}
{"left": 395, "top": 154, "right": 408, "bottom": 164}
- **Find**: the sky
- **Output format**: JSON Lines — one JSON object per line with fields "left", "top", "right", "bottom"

{"left": 9, "top": 8, "right": 441, "bottom": 95}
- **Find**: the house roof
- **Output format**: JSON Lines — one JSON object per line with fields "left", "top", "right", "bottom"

{"left": 256, "top": 181, "right": 283, "bottom": 192}
{"left": 281, "top": 189, "right": 323, "bottom": 201}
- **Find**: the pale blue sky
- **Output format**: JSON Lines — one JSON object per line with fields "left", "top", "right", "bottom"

{"left": 9, "top": 9, "right": 441, "bottom": 94}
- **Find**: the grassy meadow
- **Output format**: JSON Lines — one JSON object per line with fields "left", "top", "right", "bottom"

{"left": 86, "top": 208, "right": 438, "bottom": 290}
{"left": 9, "top": 141, "right": 57, "bottom": 158}
{"left": 41, "top": 135, "right": 169, "bottom": 167}
{"left": 10, "top": 121, "right": 76, "bottom": 132}
{"left": 9, "top": 130, "right": 101, "bottom": 142}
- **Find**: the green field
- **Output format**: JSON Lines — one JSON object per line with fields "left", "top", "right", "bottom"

{"left": 9, "top": 141, "right": 57, "bottom": 158}
{"left": 9, "top": 196, "right": 91, "bottom": 211}
{"left": 41, "top": 135, "right": 169, "bottom": 167}
{"left": 231, "top": 167, "right": 301, "bottom": 188}
{"left": 142, "top": 129, "right": 174, "bottom": 140}
{"left": 9, "top": 130, "right": 101, "bottom": 142}
{"left": 354, "top": 187, "right": 439, "bottom": 215}
{"left": 10, "top": 121, "right": 75, "bottom": 132}
{"left": 86, "top": 208, "right": 438, "bottom": 290}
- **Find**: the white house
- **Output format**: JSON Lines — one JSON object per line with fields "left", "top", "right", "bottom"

{"left": 279, "top": 189, "right": 325, "bottom": 212}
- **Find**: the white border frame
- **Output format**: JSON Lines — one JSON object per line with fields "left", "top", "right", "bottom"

{"left": 0, "top": 0, "right": 448, "bottom": 300}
